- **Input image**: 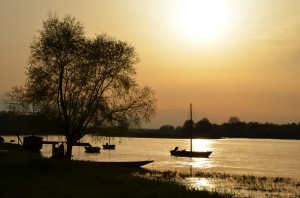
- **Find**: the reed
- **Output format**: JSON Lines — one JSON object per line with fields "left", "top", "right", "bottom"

{"left": 140, "top": 169, "right": 300, "bottom": 198}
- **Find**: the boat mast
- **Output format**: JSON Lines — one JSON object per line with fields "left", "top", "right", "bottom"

{"left": 190, "top": 103, "right": 193, "bottom": 152}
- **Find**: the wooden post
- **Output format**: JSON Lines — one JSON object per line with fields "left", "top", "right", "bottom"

{"left": 190, "top": 103, "right": 193, "bottom": 152}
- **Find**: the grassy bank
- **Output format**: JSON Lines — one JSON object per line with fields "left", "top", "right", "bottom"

{"left": 140, "top": 169, "right": 300, "bottom": 198}
{"left": 0, "top": 143, "right": 232, "bottom": 198}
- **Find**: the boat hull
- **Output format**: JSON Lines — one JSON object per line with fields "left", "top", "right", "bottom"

{"left": 96, "top": 160, "right": 154, "bottom": 168}
{"left": 170, "top": 150, "right": 212, "bottom": 158}
{"left": 85, "top": 146, "right": 100, "bottom": 153}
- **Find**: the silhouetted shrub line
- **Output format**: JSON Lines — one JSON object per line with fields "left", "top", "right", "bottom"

{"left": 1, "top": 111, "right": 299, "bottom": 139}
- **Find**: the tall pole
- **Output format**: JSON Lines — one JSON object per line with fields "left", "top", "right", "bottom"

{"left": 32, "top": 96, "right": 35, "bottom": 136}
{"left": 190, "top": 103, "right": 192, "bottom": 152}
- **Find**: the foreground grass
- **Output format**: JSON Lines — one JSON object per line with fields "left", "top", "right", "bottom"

{"left": 0, "top": 143, "right": 232, "bottom": 198}
{"left": 140, "top": 169, "right": 300, "bottom": 198}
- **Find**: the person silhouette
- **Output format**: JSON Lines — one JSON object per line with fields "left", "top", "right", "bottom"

{"left": 59, "top": 143, "right": 64, "bottom": 156}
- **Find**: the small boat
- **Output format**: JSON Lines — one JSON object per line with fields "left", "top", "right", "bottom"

{"left": 85, "top": 146, "right": 100, "bottom": 153}
{"left": 103, "top": 143, "right": 116, "bottom": 150}
{"left": 102, "top": 137, "right": 116, "bottom": 150}
{"left": 170, "top": 104, "right": 212, "bottom": 158}
{"left": 96, "top": 160, "right": 154, "bottom": 168}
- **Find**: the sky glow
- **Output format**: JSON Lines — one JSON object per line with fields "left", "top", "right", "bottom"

{"left": 0, "top": 0, "right": 300, "bottom": 128}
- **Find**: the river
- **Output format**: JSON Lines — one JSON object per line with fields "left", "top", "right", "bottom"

{"left": 4, "top": 135, "right": 300, "bottom": 179}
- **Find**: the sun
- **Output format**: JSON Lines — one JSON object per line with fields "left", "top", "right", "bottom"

{"left": 178, "top": 0, "right": 231, "bottom": 44}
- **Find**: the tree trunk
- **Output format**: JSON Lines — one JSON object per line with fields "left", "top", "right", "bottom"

{"left": 65, "top": 142, "right": 73, "bottom": 159}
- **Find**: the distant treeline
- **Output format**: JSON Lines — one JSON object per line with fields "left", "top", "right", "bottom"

{"left": 153, "top": 116, "right": 300, "bottom": 139}
{"left": 0, "top": 111, "right": 299, "bottom": 139}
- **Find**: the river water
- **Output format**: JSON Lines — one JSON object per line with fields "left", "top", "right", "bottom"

{"left": 5, "top": 135, "right": 299, "bottom": 179}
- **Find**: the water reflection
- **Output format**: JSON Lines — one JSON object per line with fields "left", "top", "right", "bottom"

{"left": 192, "top": 139, "right": 212, "bottom": 152}
{"left": 186, "top": 177, "right": 214, "bottom": 190}
{"left": 191, "top": 158, "right": 212, "bottom": 169}
{"left": 189, "top": 139, "right": 213, "bottom": 170}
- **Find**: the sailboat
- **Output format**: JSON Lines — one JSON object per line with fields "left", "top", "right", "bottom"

{"left": 170, "top": 104, "right": 212, "bottom": 158}
{"left": 102, "top": 136, "right": 116, "bottom": 150}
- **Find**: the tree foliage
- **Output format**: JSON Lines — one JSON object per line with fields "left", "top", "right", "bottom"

{"left": 228, "top": 116, "right": 241, "bottom": 124}
{"left": 5, "top": 13, "right": 156, "bottom": 158}
{"left": 159, "top": 124, "right": 175, "bottom": 131}
{"left": 182, "top": 119, "right": 194, "bottom": 132}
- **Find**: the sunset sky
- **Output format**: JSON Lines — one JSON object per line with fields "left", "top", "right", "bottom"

{"left": 1, "top": 0, "right": 300, "bottom": 128}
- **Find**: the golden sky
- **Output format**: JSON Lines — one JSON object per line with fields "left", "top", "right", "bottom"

{"left": 1, "top": 0, "right": 300, "bottom": 128}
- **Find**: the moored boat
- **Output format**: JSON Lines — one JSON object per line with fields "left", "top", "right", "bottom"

{"left": 170, "top": 104, "right": 213, "bottom": 158}
{"left": 170, "top": 147, "right": 212, "bottom": 158}
{"left": 102, "top": 143, "right": 116, "bottom": 150}
{"left": 102, "top": 136, "right": 116, "bottom": 150}
{"left": 85, "top": 146, "right": 100, "bottom": 153}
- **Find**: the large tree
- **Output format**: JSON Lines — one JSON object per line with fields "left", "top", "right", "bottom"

{"left": 5, "top": 14, "right": 156, "bottom": 159}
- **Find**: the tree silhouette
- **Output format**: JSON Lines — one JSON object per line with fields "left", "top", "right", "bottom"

{"left": 228, "top": 116, "right": 241, "bottom": 124}
{"left": 195, "top": 117, "right": 211, "bottom": 130}
{"left": 159, "top": 124, "right": 175, "bottom": 131}
{"left": 195, "top": 117, "right": 213, "bottom": 137}
{"left": 5, "top": 13, "right": 156, "bottom": 158}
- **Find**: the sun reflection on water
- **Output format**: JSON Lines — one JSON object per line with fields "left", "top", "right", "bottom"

{"left": 189, "top": 139, "right": 214, "bottom": 170}
{"left": 185, "top": 177, "right": 214, "bottom": 191}
{"left": 192, "top": 139, "right": 212, "bottom": 152}
{"left": 191, "top": 158, "right": 212, "bottom": 169}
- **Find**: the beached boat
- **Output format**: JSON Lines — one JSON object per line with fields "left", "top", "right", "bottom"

{"left": 170, "top": 104, "right": 212, "bottom": 158}
{"left": 96, "top": 160, "right": 154, "bottom": 168}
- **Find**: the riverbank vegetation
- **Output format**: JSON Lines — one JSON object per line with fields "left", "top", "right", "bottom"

{"left": 137, "top": 117, "right": 300, "bottom": 139}
{"left": 1, "top": 111, "right": 299, "bottom": 139}
{"left": 0, "top": 142, "right": 232, "bottom": 198}
{"left": 139, "top": 170, "right": 300, "bottom": 198}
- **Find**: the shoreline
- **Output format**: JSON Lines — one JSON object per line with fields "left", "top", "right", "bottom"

{"left": 2, "top": 135, "right": 300, "bottom": 180}
{"left": 1, "top": 142, "right": 299, "bottom": 197}
{"left": 0, "top": 142, "right": 231, "bottom": 198}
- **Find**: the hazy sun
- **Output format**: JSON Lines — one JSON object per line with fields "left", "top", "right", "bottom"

{"left": 178, "top": 0, "right": 231, "bottom": 44}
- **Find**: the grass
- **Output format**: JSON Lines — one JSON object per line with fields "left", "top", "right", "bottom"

{"left": 139, "top": 170, "right": 300, "bottom": 198}
{"left": 0, "top": 143, "right": 232, "bottom": 198}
